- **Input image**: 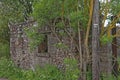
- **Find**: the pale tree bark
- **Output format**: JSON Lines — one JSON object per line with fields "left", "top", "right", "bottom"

{"left": 92, "top": 0, "right": 100, "bottom": 80}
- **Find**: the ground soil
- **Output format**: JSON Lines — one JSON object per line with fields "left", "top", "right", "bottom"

{"left": 0, "top": 78, "right": 8, "bottom": 80}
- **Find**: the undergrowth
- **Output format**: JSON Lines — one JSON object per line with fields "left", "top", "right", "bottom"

{"left": 0, "top": 57, "right": 119, "bottom": 80}
{"left": 0, "top": 57, "right": 80, "bottom": 80}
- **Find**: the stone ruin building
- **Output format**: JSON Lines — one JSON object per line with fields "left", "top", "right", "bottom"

{"left": 9, "top": 20, "right": 120, "bottom": 76}
{"left": 9, "top": 20, "right": 75, "bottom": 70}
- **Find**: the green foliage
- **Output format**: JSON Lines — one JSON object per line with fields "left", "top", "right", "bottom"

{"left": 100, "top": 75, "right": 118, "bottom": 80}
{"left": 1, "top": 57, "right": 120, "bottom": 80}
{"left": 0, "top": 43, "right": 10, "bottom": 58}
{"left": 0, "top": 57, "right": 19, "bottom": 78}
{"left": 34, "top": 65, "right": 63, "bottom": 80}
{"left": 32, "top": 0, "right": 61, "bottom": 26}
{"left": 63, "top": 58, "right": 80, "bottom": 80}
{"left": 0, "top": 0, "right": 34, "bottom": 23}
{"left": 54, "top": 42, "right": 68, "bottom": 49}
{"left": 32, "top": 0, "right": 89, "bottom": 30}
{"left": 0, "top": 0, "right": 25, "bottom": 23}
{"left": 0, "top": 26, "right": 9, "bottom": 43}
{"left": 0, "top": 57, "right": 80, "bottom": 80}
{"left": 24, "top": 27, "right": 45, "bottom": 50}
{"left": 86, "top": 67, "right": 92, "bottom": 80}
{"left": 55, "top": 22, "right": 65, "bottom": 29}
{"left": 69, "top": 11, "right": 88, "bottom": 31}
{"left": 110, "top": 0, "right": 120, "bottom": 15}
{"left": 100, "top": 35, "right": 113, "bottom": 45}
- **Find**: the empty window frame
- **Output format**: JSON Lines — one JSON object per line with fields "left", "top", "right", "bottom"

{"left": 38, "top": 35, "right": 48, "bottom": 53}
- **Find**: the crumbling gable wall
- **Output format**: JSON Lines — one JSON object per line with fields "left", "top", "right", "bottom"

{"left": 9, "top": 21, "right": 37, "bottom": 69}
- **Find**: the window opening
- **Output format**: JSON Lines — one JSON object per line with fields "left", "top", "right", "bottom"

{"left": 38, "top": 35, "right": 48, "bottom": 53}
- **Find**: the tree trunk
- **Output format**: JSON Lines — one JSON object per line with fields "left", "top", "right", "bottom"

{"left": 92, "top": 0, "right": 100, "bottom": 80}
{"left": 112, "top": 27, "right": 118, "bottom": 77}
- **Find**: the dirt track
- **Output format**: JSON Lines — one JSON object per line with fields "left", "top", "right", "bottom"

{"left": 0, "top": 78, "right": 8, "bottom": 80}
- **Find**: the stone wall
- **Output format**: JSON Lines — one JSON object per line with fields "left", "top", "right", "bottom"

{"left": 9, "top": 21, "right": 74, "bottom": 69}
{"left": 9, "top": 21, "right": 37, "bottom": 69}
{"left": 99, "top": 44, "right": 112, "bottom": 75}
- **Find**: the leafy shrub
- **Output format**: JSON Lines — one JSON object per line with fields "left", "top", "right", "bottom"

{"left": 0, "top": 43, "right": 10, "bottom": 58}
{"left": 0, "top": 57, "right": 80, "bottom": 80}
{"left": 1, "top": 57, "right": 120, "bottom": 80}
{"left": 100, "top": 35, "right": 113, "bottom": 45}
{"left": 0, "top": 57, "right": 17, "bottom": 78}
{"left": 63, "top": 58, "right": 80, "bottom": 80}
